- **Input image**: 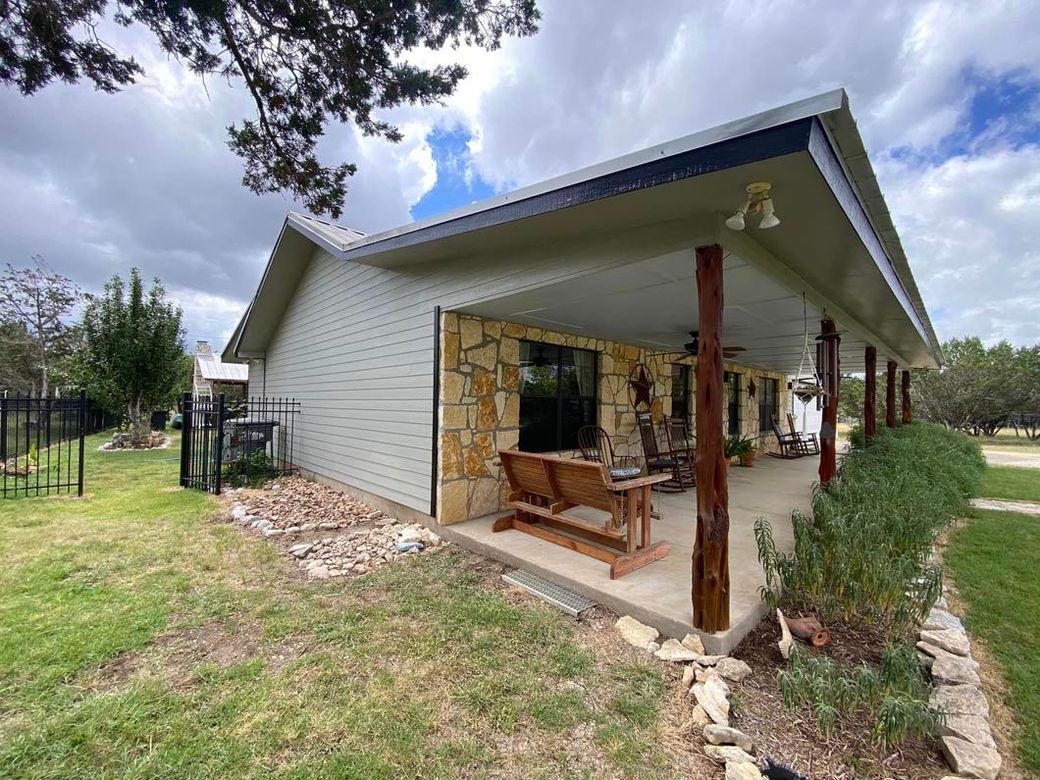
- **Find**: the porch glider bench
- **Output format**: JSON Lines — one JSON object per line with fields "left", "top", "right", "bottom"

{"left": 494, "top": 449, "right": 671, "bottom": 579}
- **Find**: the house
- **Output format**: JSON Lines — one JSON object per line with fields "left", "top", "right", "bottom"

{"left": 192, "top": 340, "right": 248, "bottom": 400}
{"left": 224, "top": 90, "right": 940, "bottom": 649}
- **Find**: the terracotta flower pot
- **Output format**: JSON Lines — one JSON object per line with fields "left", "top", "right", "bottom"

{"left": 738, "top": 451, "right": 758, "bottom": 467}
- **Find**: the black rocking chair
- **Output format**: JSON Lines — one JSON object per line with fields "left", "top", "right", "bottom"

{"left": 635, "top": 412, "right": 690, "bottom": 491}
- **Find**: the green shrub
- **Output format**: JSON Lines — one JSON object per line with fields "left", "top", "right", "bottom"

{"left": 778, "top": 645, "right": 943, "bottom": 747}
{"left": 757, "top": 422, "right": 982, "bottom": 747}
{"left": 756, "top": 422, "right": 984, "bottom": 635}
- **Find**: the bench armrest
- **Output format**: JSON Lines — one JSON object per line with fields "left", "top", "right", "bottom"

{"left": 608, "top": 473, "right": 672, "bottom": 491}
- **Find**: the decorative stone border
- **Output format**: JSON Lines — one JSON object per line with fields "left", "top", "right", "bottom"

{"left": 920, "top": 592, "right": 1003, "bottom": 779}
{"left": 614, "top": 616, "right": 772, "bottom": 779}
{"left": 98, "top": 435, "right": 172, "bottom": 452}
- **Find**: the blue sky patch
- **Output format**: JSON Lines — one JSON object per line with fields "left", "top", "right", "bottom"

{"left": 410, "top": 125, "right": 496, "bottom": 221}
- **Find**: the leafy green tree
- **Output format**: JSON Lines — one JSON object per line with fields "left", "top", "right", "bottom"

{"left": 0, "top": 257, "right": 81, "bottom": 397}
{"left": 913, "top": 337, "right": 1039, "bottom": 436}
{"left": 80, "top": 269, "right": 185, "bottom": 444}
{"left": 0, "top": 1, "right": 540, "bottom": 217}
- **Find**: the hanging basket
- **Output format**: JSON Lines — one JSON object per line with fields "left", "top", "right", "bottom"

{"left": 791, "top": 379, "right": 824, "bottom": 404}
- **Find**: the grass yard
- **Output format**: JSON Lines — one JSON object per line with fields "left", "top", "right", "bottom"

{"left": 0, "top": 433, "right": 685, "bottom": 779}
{"left": 977, "top": 430, "right": 1040, "bottom": 449}
{"left": 979, "top": 465, "right": 1040, "bottom": 502}
{"left": 944, "top": 509, "right": 1040, "bottom": 775}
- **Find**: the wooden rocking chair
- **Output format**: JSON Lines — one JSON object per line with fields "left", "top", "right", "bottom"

{"left": 577, "top": 426, "right": 643, "bottom": 482}
{"left": 768, "top": 414, "right": 807, "bottom": 459}
{"left": 665, "top": 416, "right": 697, "bottom": 487}
{"left": 787, "top": 413, "right": 820, "bottom": 455}
{"left": 635, "top": 412, "right": 690, "bottom": 491}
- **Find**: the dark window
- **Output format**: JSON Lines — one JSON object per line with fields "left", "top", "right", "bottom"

{"left": 758, "top": 377, "right": 779, "bottom": 432}
{"left": 671, "top": 364, "right": 692, "bottom": 420}
{"left": 725, "top": 371, "right": 741, "bottom": 435}
{"left": 519, "top": 340, "right": 597, "bottom": 452}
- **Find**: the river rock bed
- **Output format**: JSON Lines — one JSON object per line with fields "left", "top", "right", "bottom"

{"left": 224, "top": 476, "right": 378, "bottom": 531}
{"left": 290, "top": 523, "right": 446, "bottom": 580}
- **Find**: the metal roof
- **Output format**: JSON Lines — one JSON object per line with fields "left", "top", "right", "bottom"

{"left": 197, "top": 353, "right": 249, "bottom": 382}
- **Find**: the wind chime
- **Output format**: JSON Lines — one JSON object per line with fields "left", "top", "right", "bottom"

{"left": 789, "top": 295, "right": 825, "bottom": 432}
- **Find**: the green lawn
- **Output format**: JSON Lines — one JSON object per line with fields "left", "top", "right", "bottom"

{"left": 0, "top": 433, "right": 676, "bottom": 779}
{"left": 944, "top": 509, "right": 1040, "bottom": 774}
{"left": 980, "top": 465, "right": 1040, "bottom": 502}
{"left": 978, "top": 430, "right": 1040, "bottom": 449}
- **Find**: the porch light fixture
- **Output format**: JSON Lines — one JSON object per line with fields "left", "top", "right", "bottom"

{"left": 725, "top": 181, "right": 780, "bottom": 231}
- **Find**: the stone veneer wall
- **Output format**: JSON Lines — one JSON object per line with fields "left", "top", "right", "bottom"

{"left": 437, "top": 311, "right": 791, "bottom": 525}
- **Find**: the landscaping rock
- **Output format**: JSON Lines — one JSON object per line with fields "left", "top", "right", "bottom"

{"left": 262, "top": 528, "right": 284, "bottom": 537}
{"left": 703, "top": 745, "right": 756, "bottom": 765}
{"left": 944, "top": 714, "right": 996, "bottom": 749}
{"left": 688, "top": 704, "right": 711, "bottom": 729}
{"left": 692, "top": 676, "right": 730, "bottom": 726}
{"left": 924, "top": 607, "right": 965, "bottom": 633}
{"left": 681, "top": 633, "right": 706, "bottom": 654}
{"left": 231, "top": 504, "right": 248, "bottom": 520}
{"left": 654, "top": 638, "right": 700, "bottom": 662}
{"left": 296, "top": 522, "right": 444, "bottom": 580}
{"left": 920, "top": 628, "right": 971, "bottom": 657}
{"left": 681, "top": 665, "right": 697, "bottom": 687}
{"left": 695, "top": 668, "right": 731, "bottom": 695}
{"left": 725, "top": 761, "right": 763, "bottom": 780}
{"left": 932, "top": 652, "right": 982, "bottom": 686}
{"left": 940, "top": 735, "right": 1001, "bottom": 779}
{"left": 646, "top": 641, "right": 661, "bottom": 653}
{"left": 308, "top": 565, "right": 330, "bottom": 580}
{"left": 692, "top": 654, "right": 726, "bottom": 667}
{"left": 715, "top": 657, "right": 752, "bottom": 683}
{"left": 253, "top": 518, "right": 273, "bottom": 531}
{"left": 703, "top": 724, "right": 753, "bottom": 753}
{"left": 288, "top": 543, "right": 313, "bottom": 558}
{"left": 930, "top": 685, "right": 989, "bottom": 718}
{"left": 615, "top": 616, "right": 659, "bottom": 649}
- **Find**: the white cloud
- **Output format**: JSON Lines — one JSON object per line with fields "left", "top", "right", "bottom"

{"left": 1, "top": 0, "right": 1039, "bottom": 348}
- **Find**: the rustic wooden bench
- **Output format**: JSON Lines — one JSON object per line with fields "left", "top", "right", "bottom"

{"left": 494, "top": 449, "right": 671, "bottom": 579}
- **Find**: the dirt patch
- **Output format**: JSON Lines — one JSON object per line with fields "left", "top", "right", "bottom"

{"left": 92, "top": 650, "right": 145, "bottom": 692}
{"left": 728, "top": 614, "right": 948, "bottom": 779}
{"left": 152, "top": 621, "right": 262, "bottom": 690}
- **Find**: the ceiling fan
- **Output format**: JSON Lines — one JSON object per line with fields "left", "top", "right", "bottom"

{"left": 654, "top": 330, "right": 747, "bottom": 361}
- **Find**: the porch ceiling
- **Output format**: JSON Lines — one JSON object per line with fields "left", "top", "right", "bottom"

{"left": 458, "top": 249, "right": 875, "bottom": 375}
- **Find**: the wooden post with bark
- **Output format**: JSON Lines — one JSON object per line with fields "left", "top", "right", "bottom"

{"left": 692, "top": 244, "right": 729, "bottom": 632}
{"left": 886, "top": 360, "right": 897, "bottom": 428}
{"left": 901, "top": 369, "right": 912, "bottom": 424}
{"left": 818, "top": 318, "right": 840, "bottom": 486}
{"left": 864, "top": 345, "right": 877, "bottom": 443}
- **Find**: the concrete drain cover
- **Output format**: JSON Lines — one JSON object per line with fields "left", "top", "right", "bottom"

{"left": 502, "top": 569, "right": 596, "bottom": 617}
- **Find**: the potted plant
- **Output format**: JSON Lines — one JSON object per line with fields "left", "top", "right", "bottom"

{"left": 724, "top": 434, "right": 757, "bottom": 467}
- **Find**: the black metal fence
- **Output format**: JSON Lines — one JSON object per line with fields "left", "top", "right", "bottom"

{"left": 1, "top": 390, "right": 87, "bottom": 498}
{"left": 179, "top": 394, "right": 300, "bottom": 495}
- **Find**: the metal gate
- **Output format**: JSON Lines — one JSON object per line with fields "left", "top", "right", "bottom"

{"left": 1, "top": 390, "right": 87, "bottom": 498}
{"left": 179, "top": 394, "right": 299, "bottom": 494}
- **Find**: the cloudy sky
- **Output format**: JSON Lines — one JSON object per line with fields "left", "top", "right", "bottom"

{"left": 2, "top": 0, "right": 1039, "bottom": 351}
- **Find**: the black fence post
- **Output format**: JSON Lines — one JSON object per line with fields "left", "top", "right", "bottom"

{"left": 77, "top": 389, "right": 86, "bottom": 497}
{"left": 0, "top": 395, "right": 7, "bottom": 463}
{"left": 214, "top": 393, "right": 225, "bottom": 495}
{"left": 179, "top": 392, "right": 192, "bottom": 488}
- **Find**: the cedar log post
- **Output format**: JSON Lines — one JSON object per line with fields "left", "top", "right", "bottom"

{"left": 901, "top": 370, "right": 912, "bottom": 424}
{"left": 886, "top": 360, "right": 897, "bottom": 428}
{"left": 864, "top": 346, "right": 877, "bottom": 443}
{"left": 692, "top": 244, "right": 729, "bottom": 632}
{"left": 818, "top": 318, "right": 840, "bottom": 486}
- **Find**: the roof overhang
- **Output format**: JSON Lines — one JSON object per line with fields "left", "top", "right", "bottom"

{"left": 227, "top": 89, "right": 941, "bottom": 369}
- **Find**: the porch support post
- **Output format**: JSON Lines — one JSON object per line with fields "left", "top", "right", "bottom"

{"left": 886, "top": 360, "right": 897, "bottom": 428}
{"left": 864, "top": 345, "right": 877, "bottom": 443}
{"left": 692, "top": 244, "right": 729, "bottom": 633}
{"left": 901, "top": 369, "right": 912, "bottom": 424}
{"left": 818, "top": 318, "right": 840, "bottom": 486}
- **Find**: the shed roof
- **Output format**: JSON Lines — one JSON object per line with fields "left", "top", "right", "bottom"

{"left": 197, "top": 352, "right": 249, "bottom": 382}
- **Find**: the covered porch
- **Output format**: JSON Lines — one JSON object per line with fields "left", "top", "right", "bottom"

{"left": 444, "top": 453, "right": 818, "bottom": 654}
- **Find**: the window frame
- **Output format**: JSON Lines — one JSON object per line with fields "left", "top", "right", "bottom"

{"left": 518, "top": 339, "right": 598, "bottom": 452}
{"left": 758, "top": 377, "right": 779, "bottom": 432}
{"left": 670, "top": 363, "right": 692, "bottom": 421}
{"left": 725, "top": 371, "right": 741, "bottom": 436}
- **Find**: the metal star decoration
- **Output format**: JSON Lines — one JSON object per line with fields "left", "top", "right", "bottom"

{"left": 628, "top": 364, "right": 654, "bottom": 410}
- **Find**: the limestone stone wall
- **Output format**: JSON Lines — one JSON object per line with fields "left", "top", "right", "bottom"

{"left": 437, "top": 311, "right": 791, "bottom": 525}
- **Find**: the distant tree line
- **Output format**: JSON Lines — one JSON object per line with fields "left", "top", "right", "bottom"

{"left": 837, "top": 337, "right": 1040, "bottom": 440}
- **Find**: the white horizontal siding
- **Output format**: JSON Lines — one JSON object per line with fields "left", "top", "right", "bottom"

{"left": 260, "top": 231, "right": 667, "bottom": 514}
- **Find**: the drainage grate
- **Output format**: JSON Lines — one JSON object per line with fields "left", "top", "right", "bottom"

{"left": 502, "top": 569, "right": 597, "bottom": 617}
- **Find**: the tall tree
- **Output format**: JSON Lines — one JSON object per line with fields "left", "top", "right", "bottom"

{"left": 0, "top": 257, "right": 81, "bottom": 397}
{"left": 0, "top": 1, "right": 540, "bottom": 217}
{"left": 80, "top": 268, "right": 185, "bottom": 444}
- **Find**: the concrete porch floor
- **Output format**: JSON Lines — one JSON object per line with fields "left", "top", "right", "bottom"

{"left": 440, "top": 454, "right": 819, "bottom": 654}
